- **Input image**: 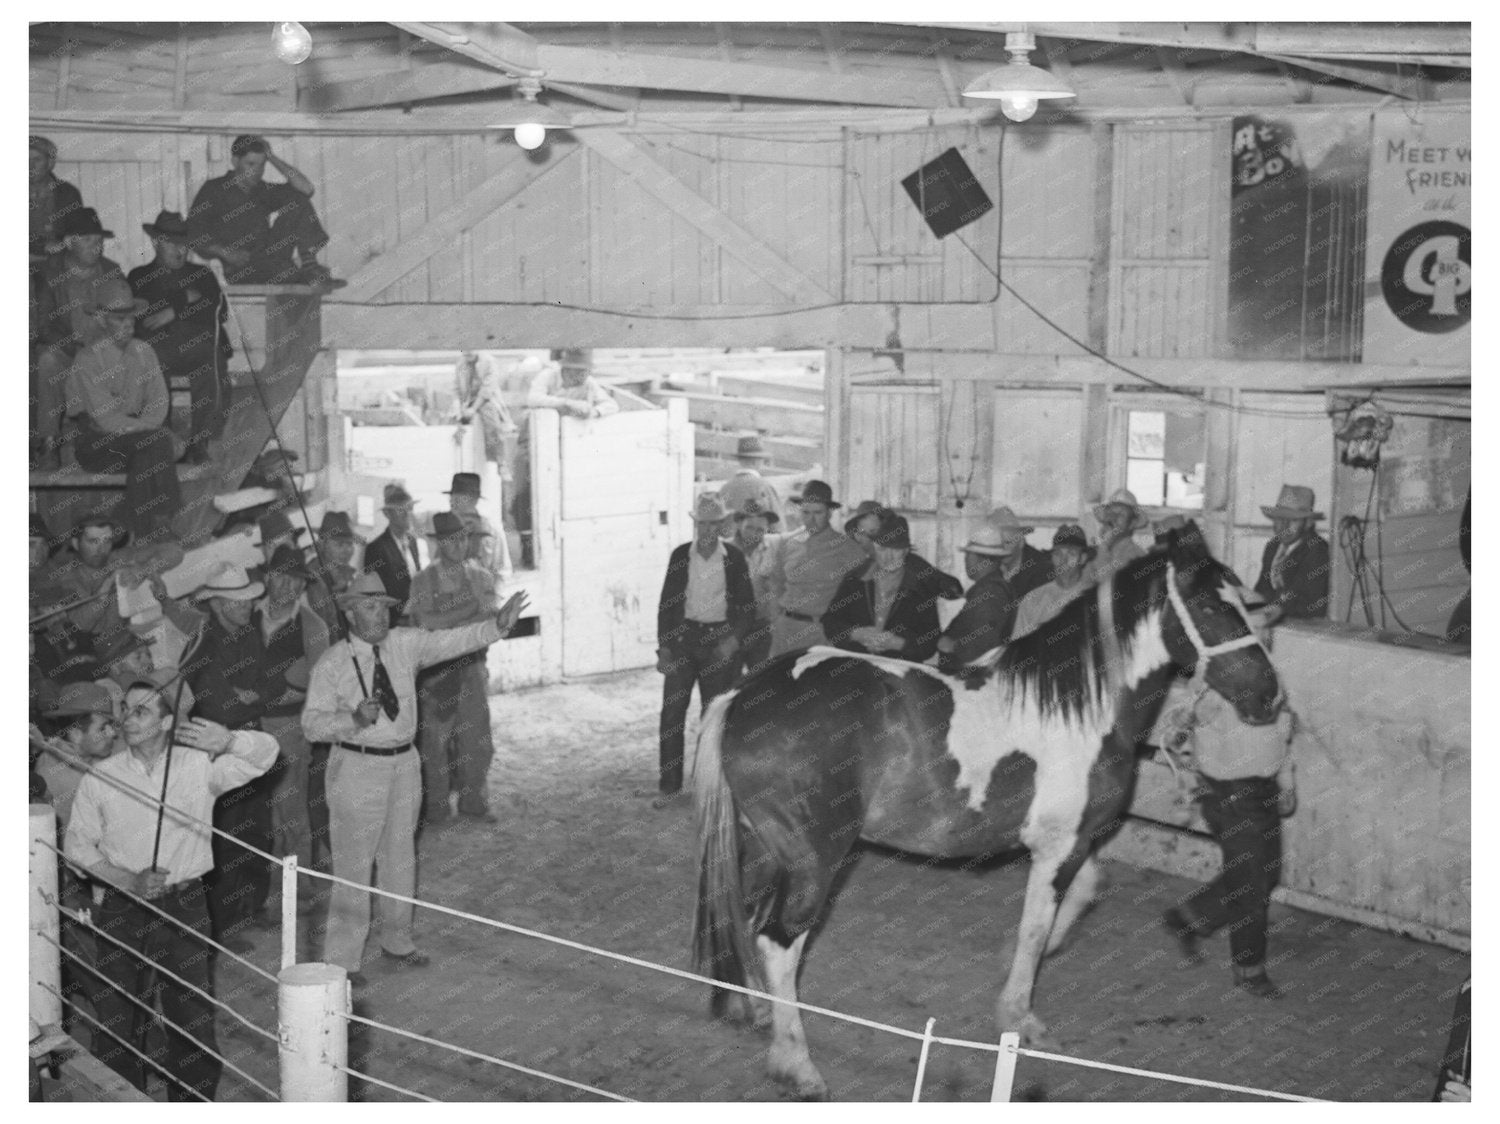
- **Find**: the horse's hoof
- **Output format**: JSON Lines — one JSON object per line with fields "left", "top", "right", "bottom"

{"left": 1005, "top": 1011, "right": 1051, "bottom": 1049}
{"left": 769, "top": 1055, "right": 828, "bottom": 1101}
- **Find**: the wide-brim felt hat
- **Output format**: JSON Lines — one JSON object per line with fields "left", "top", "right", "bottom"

{"left": 734, "top": 499, "right": 780, "bottom": 525}
{"left": 43, "top": 681, "right": 115, "bottom": 718}
{"left": 317, "top": 510, "right": 363, "bottom": 542}
{"left": 1092, "top": 488, "right": 1150, "bottom": 531}
{"left": 95, "top": 278, "right": 147, "bottom": 317}
{"left": 1260, "top": 484, "right": 1324, "bottom": 521}
{"left": 871, "top": 512, "right": 911, "bottom": 549}
{"left": 142, "top": 210, "right": 191, "bottom": 241}
{"left": 692, "top": 494, "right": 730, "bottom": 523}
{"left": 95, "top": 628, "right": 152, "bottom": 667}
{"left": 963, "top": 523, "right": 1019, "bottom": 557}
{"left": 736, "top": 434, "right": 771, "bottom": 461}
{"left": 1050, "top": 523, "right": 1095, "bottom": 558}
{"left": 382, "top": 482, "right": 415, "bottom": 508}
{"left": 264, "top": 544, "right": 313, "bottom": 579}
{"left": 259, "top": 511, "right": 306, "bottom": 542}
{"left": 193, "top": 563, "right": 264, "bottom": 602}
{"left": 794, "top": 480, "right": 841, "bottom": 509}
{"left": 335, "top": 572, "right": 399, "bottom": 607}
{"left": 426, "top": 511, "right": 467, "bottom": 539}
{"left": 60, "top": 207, "right": 113, "bottom": 239}
{"left": 988, "top": 506, "right": 1035, "bottom": 535}
{"left": 444, "top": 472, "right": 483, "bottom": 498}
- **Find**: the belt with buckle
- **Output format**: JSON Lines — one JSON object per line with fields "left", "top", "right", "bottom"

{"left": 337, "top": 741, "right": 412, "bottom": 757}
{"left": 782, "top": 609, "right": 820, "bottom": 623}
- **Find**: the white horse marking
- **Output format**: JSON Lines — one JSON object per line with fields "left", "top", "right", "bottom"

{"left": 758, "top": 932, "right": 826, "bottom": 1100}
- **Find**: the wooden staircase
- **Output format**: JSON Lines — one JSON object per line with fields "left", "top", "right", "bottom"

{"left": 31, "top": 286, "right": 323, "bottom": 546}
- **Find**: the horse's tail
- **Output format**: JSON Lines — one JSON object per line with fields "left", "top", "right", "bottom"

{"left": 691, "top": 688, "right": 762, "bottom": 1017}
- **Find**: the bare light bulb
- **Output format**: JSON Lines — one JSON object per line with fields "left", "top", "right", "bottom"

{"left": 513, "top": 122, "right": 546, "bottom": 150}
{"left": 273, "top": 22, "right": 312, "bottom": 66}
{"left": 1000, "top": 95, "right": 1039, "bottom": 123}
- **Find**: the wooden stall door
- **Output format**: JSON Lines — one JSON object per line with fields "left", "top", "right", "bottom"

{"left": 556, "top": 406, "right": 693, "bottom": 677}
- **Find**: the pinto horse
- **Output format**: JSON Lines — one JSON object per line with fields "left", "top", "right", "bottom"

{"left": 690, "top": 521, "right": 1282, "bottom": 1099}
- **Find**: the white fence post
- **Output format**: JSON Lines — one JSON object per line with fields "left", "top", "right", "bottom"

{"left": 278, "top": 962, "right": 349, "bottom": 1101}
{"left": 990, "top": 1031, "right": 1021, "bottom": 1102}
{"left": 30, "top": 804, "right": 61, "bottom": 1029}
{"left": 280, "top": 855, "right": 298, "bottom": 970}
{"left": 911, "top": 1018, "right": 936, "bottom": 1103}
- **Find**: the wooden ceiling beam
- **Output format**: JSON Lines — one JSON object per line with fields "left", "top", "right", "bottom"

{"left": 389, "top": 21, "right": 543, "bottom": 77}
{"left": 546, "top": 81, "right": 638, "bottom": 112}
{"left": 299, "top": 62, "right": 516, "bottom": 112}
{"left": 1261, "top": 54, "right": 1433, "bottom": 101}
{"left": 1154, "top": 46, "right": 1195, "bottom": 106}
{"left": 532, "top": 44, "right": 940, "bottom": 106}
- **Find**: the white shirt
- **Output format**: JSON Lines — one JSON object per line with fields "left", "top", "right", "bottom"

{"left": 301, "top": 620, "right": 501, "bottom": 749}
{"left": 65, "top": 731, "right": 279, "bottom": 885}
{"left": 684, "top": 540, "right": 729, "bottom": 623}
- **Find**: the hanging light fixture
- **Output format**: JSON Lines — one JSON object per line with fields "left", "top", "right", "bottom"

{"left": 272, "top": 21, "right": 313, "bottom": 66}
{"left": 491, "top": 79, "right": 566, "bottom": 150}
{"left": 962, "top": 31, "right": 1075, "bottom": 122}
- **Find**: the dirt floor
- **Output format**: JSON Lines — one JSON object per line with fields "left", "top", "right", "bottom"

{"left": 50, "top": 668, "right": 1469, "bottom": 1103}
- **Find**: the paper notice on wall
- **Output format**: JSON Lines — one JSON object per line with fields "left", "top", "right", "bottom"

{"left": 159, "top": 532, "right": 264, "bottom": 600}
{"left": 1364, "top": 109, "right": 1471, "bottom": 365}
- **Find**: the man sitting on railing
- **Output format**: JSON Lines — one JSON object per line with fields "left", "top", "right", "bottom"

{"left": 64, "top": 684, "right": 278, "bottom": 1101}
{"left": 186, "top": 134, "right": 344, "bottom": 290}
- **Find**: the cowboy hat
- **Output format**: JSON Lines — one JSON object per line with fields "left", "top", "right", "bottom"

{"left": 963, "top": 524, "right": 1019, "bottom": 557}
{"left": 30, "top": 135, "right": 58, "bottom": 161}
{"left": 844, "top": 500, "right": 886, "bottom": 532}
{"left": 870, "top": 512, "right": 911, "bottom": 550}
{"left": 317, "top": 511, "right": 362, "bottom": 542}
{"left": 193, "top": 563, "right": 264, "bottom": 602}
{"left": 258, "top": 510, "right": 306, "bottom": 544}
{"left": 43, "top": 681, "right": 115, "bottom": 719}
{"left": 264, "top": 544, "right": 313, "bottom": 579}
{"left": 1050, "top": 524, "right": 1095, "bottom": 558}
{"left": 94, "top": 279, "right": 147, "bottom": 317}
{"left": 1092, "top": 489, "right": 1150, "bottom": 531}
{"left": 692, "top": 493, "right": 730, "bottom": 524}
{"left": 426, "top": 511, "right": 467, "bottom": 539}
{"left": 734, "top": 499, "right": 780, "bottom": 525}
{"left": 794, "top": 480, "right": 842, "bottom": 510}
{"left": 1260, "top": 484, "right": 1324, "bottom": 521}
{"left": 988, "top": 506, "right": 1035, "bottom": 536}
{"left": 335, "top": 572, "right": 399, "bottom": 608}
{"left": 444, "top": 472, "right": 483, "bottom": 499}
{"left": 736, "top": 434, "right": 771, "bottom": 462}
{"left": 59, "top": 207, "right": 113, "bottom": 239}
{"left": 142, "top": 210, "right": 191, "bottom": 241}
{"left": 382, "top": 482, "right": 415, "bottom": 509}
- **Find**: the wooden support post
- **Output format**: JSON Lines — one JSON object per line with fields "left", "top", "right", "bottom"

{"left": 277, "top": 963, "right": 349, "bottom": 1102}
{"left": 990, "top": 1031, "right": 1021, "bottom": 1102}
{"left": 30, "top": 805, "right": 62, "bottom": 1030}
{"left": 280, "top": 856, "right": 298, "bottom": 970}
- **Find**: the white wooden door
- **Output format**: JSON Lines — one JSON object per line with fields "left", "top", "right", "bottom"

{"left": 557, "top": 405, "right": 692, "bottom": 676}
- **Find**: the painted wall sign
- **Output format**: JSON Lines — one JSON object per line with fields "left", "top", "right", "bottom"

{"left": 1364, "top": 110, "right": 1471, "bottom": 364}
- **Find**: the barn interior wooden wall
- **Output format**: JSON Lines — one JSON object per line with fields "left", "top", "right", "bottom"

{"left": 31, "top": 23, "right": 1470, "bottom": 637}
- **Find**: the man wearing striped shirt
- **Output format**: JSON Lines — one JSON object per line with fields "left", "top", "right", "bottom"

{"left": 302, "top": 573, "right": 527, "bottom": 984}
{"left": 65, "top": 683, "right": 278, "bottom": 1101}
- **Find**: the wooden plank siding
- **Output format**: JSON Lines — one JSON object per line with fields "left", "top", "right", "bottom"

{"left": 1109, "top": 123, "right": 1220, "bottom": 357}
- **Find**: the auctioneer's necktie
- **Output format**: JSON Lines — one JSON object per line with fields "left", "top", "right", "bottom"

{"left": 370, "top": 645, "right": 400, "bottom": 721}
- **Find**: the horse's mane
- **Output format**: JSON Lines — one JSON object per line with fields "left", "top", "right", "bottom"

{"left": 995, "top": 547, "right": 1176, "bottom": 724}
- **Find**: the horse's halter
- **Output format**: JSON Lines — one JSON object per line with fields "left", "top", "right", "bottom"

{"left": 1163, "top": 561, "right": 1265, "bottom": 678}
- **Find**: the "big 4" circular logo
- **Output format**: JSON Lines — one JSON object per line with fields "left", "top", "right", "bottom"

{"left": 1381, "top": 220, "right": 1471, "bottom": 333}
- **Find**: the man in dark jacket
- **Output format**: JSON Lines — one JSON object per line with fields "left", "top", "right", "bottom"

{"left": 363, "top": 483, "right": 426, "bottom": 625}
{"left": 128, "top": 210, "right": 231, "bottom": 464}
{"left": 1253, "top": 484, "right": 1331, "bottom": 622}
{"left": 844, "top": 500, "right": 964, "bottom": 602}
{"left": 990, "top": 505, "right": 1052, "bottom": 601}
{"left": 654, "top": 493, "right": 755, "bottom": 807}
{"left": 824, "top": 511, "right": 943, "bottom": 662}
{"left": 937, "top": 523, "right": 1025, "bottom": 672}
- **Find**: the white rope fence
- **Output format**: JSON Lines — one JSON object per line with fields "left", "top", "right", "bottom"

{"left": 29, "top": 746, "right": 1330, "bottom": 1103}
